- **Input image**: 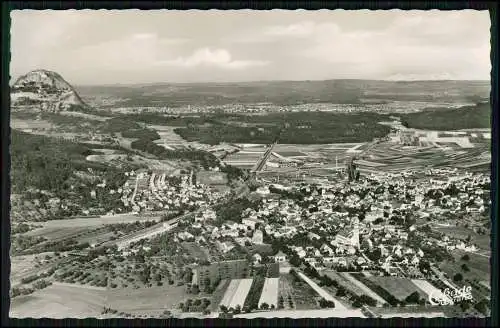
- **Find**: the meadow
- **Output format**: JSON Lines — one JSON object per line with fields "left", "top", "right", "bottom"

{"left": 9, "top": 283, "right": 107, "bottom": 318}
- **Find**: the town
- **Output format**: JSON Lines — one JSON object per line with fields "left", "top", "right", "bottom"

{"left": 8, "top": 9, "right": 492, "bottom": 321}
{"left": 10, "top": 145, "right": 491, "bottom": 318}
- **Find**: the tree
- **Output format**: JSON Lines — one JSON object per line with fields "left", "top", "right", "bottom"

{"left": 405, "top": 291, "right": 420, "bottom": 304}
{"left": 419, "top": 260, "right": 431, "bottom": 273}
{"left": 220, "top": 305, "right": 228, "bottom": 313}
{"left": 461, "top": 264, "right": 470, "bottom": 272}
{"left": 474, "top": 299, "right": 489, "bottom": 315}
{"left": 319, "top": 298, "right": 336, "bottom": 308}
{"left": 352, "top": 299, "right": 363, "bottom": 308}
{"left": 336, "top": 286, "right": 346, "bottom": 297}
{"left": 459, "top": 300, "right": 470, "bottom": 312}
{"left": 453, "top": 273, "right": 463, "bottom": 282}
{"left": 260, "top": 302, "right": 269, "bottom": 310}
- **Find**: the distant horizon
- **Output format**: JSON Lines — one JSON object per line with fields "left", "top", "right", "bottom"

{"left": 73, "top": 78, "right": 491, "bottom": 88}
{"left": 10, "top": 68, "right": 491, "bottom": 88}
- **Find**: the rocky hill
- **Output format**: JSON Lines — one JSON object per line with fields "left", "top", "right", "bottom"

{"left": 11, "top": 69, "right": 89, "bottom": 113}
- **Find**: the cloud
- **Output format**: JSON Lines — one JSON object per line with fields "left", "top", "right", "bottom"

{"left": 10, "top": 10, "right": 490, "bottom": 83}
{"left": 232, "top": 21, "right": 340, "bottom": 43}
{"left": 10, "top": 10, "right": 86, "bottom": 74}
{"left": 156, "top": 48, "right": 269, "bottom": 69}
{"left": 60, "top": 33, "right": 190, "bottom": 72}
{"left": 257, "top": 13, "right": 490, "bottom": 80}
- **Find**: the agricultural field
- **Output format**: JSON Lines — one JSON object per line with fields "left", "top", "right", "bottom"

{"left": 106, "top": 284, "right": 194, "bottom": 315}
{"left": 297, "top": 272, "right": 347, "bottom": 310}
{"left": 222, "top": 278, "right": 253, "bottom": 309}
{"left": 281, "top": 274, "right": 320, "bottom": 310}
{"left": 196, "top": 171, "right": 228, "bottom": 185}
{"left": 369, "top": 301, "right": 482, "bottom": 318}
{"left": 323, "top": 270, "right": 362, "bottom": 294}
{"left": 438, "top": 250, "right": 491, "bottom": 301}
{"left": 10, "top": 252, "right": 63, "bottom": 286}
{"left": 224, "top": 150, "right": 262, "bottom": 168}
{"left": 365, "top": 276, "right": 430, "bottom": 302}
{"left": 258, "top": 277, "right": 280, "bottom": 309}
{"left": 219, "top": 279, "right": 241, "bottom": 308}
{"left": 209, "top": 279, "right": 230, "bottom": 312}
{"left": 278, "top": 274, "right": 295, "bottom": 309}
{"left": 9, "top": 283, "right": 107, "bottom": 318}
{"left": 86, "top": 154, "right": 127, "bottom": 162}
{"left": 411, "top": 279, "right": 449, "bottom": 301}
{"left": 11, "top": 118, "right": 54, "bottom": 131}
{"left": 355, "top": 139, "right": 490, "bottom": 174}
{"left": 181, "top": 242, "right": 210, "bottom": 261}
{"left": 338, "top": 272, "right": 387, "bottom": 306}
{"left": 24, "top": 226, "right": 96, "bottom": 241}
{"left": 234, "top": 308, "right": 366, "bottom": 318}
{"left": 54, "top": 258, "right": 108, "bottom": 288}
{"left": 275, "top": 151, "right": 308, "bottom": 157}
{"left": 432, "top": 225, "right": 490, "bottom": 251}
{"left": 38, "top": 214, "right": 159, "bottom": 228}
{"left": 148, "top": 125, "right": 187, "bottom": 144}
{"left": 107, "top": 259, "right": 183, "bottom": 290}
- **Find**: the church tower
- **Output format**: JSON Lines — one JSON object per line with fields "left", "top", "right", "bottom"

{"left": 351, "top": 217, "right": 360, "bottom": 248}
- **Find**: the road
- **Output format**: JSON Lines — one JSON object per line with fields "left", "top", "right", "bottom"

{"left": 252, "top": 141, "right": 277, "bottom": 173}
{"left": 361, "top": 305, "right": 378, "bottom": 318}
{"left": 149, "top": 173, "right": 164, "bottom": 203}
{"left": 109, "top": 208, "right": 205, "bottom": 250}
{"left": 130, "top": 174, "right": 139, "bottom": 206}
{"left": 296, "top": 272, "right": 347, "bottom": 310}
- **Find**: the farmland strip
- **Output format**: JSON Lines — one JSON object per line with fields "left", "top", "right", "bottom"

{"left": 258, "top": 278, "right": 280, "bottom": 309}
{"left": 228, "top": 278, "right": 253, "bottom": 309}
{"left": 219, "top": 279, "right": 241, "bottom": 309}
{"left": 340, "top": 273, "right": 387, "bottom": 305}
{"left": 296, "top": 272, "right": 347, "bottom": 310}
{"left": 243, "top": 276, "right": 265, "bottom": 310}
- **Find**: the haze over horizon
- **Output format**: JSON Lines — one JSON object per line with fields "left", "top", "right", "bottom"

{"left": 10, "top": 9, "right": 491, "bottom": 85}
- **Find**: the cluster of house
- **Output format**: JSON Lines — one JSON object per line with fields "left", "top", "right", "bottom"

{"left": 112, "top": 166, "right": 489, "bottom": 287}
{"left": 119, "top": 170, "right": 227, "bottom": 214}
{"left": 227, "top": 169, "right": 489, "bottom": 277}
{"left": 156, "top": 207, "right": 270, "bottom": 262}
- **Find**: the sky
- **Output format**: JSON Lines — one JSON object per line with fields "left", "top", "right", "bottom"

{"left": 10, "top": 9, "right": 491, "bottom": 85}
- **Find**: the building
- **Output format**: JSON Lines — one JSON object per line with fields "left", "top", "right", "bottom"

{"left": 273, "top": 250, "right": 287, "bottom": 263}
{"left": 242, "top": 218, "right": 260, "bottom": 230}
{"left": 252, "top": 230, "right": 264, "bottom": 244}
{"left": 332, "top": 218, "right": 360, "bottom": 249}
{"left": 192, "top": 259, "right": 249, "bottom": 289}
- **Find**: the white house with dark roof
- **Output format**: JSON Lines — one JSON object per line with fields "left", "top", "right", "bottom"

{"left": 274, "top": 251, "right": 287, "bottom": 263}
